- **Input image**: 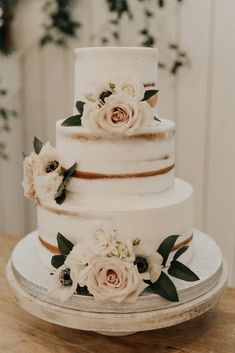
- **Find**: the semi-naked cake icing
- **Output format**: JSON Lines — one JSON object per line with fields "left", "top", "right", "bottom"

{"left": 22, "top": 47, "right": 198, "bottom": 304}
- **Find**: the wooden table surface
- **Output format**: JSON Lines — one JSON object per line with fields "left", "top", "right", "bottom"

{"left": 1, "top": 234, "right": 235, "bottom": 353}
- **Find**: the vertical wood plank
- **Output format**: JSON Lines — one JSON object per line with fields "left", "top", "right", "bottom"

{"left": 40, "top": 46, "right": 65, "bottom": 144}
{"left": 0, "top": 56, "right": 25, "bottom": 236}
{"left": 21, "top": 44, "right": 45, "bottom": 231}
{"left": 204, "top": 0, "right": 235, "bottom": 285}
{"left": 175, "top": 0, "right": 211, "bottom": 228}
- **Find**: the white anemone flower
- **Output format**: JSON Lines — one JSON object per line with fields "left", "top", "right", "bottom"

{"left": 48, "top": 264, "right": 78, "bottom": 302}
{"left": 134, "top": 243, "right": 163, "bottom": 283}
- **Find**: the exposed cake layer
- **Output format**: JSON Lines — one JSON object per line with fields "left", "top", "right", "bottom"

{"left": 56, "top": 119, "right": 175, "bottom": 204}
{"left": 74, "top": 47, "right": 158, "bottom": 106}
{"left": 37, "top": 178, "right": 193, "bottom": 266}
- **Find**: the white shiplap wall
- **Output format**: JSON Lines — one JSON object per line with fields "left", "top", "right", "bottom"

{"left": 0, "top": 0, "right": 234, "bottom": 285}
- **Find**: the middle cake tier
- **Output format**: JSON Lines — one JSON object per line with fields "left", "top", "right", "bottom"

{"left": 56, "top": 118, "right": 175, "bottom": 206}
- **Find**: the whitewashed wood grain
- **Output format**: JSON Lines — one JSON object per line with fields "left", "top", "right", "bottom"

{"left": 174, "top": 0, "right": 212, "bottom": 228}
{"left": 0, "top": 56, "right": 25, "bottom": 235}
{"left": 204, "top": 0, "right": 235, "bottom": 285}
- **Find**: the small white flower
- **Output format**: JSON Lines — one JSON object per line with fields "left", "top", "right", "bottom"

{"left": 65, "top": 241, "right": 97, "bottom": 287}
{"left": 116, "top": 77, "right": 145, "bottom": 100}
{"left": 134, "top": 243, "right": 163, "bottom": 283}
{"left": 48, "top": 264, "right": 78, "bottom": 302}
{"left": 89, "top": 224, "right": 117, "bottom": 256}
{"left": 116, "top": 239, "right": 135, "bottom": 263}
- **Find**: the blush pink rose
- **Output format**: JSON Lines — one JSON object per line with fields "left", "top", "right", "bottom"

{"left": 85, "top": 256, "right": 148, "bottom": 303}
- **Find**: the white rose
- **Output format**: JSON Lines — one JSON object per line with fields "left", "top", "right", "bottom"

{"left": 48, "top": 264, "right": 78, "bottom": 302}
{"left": 116, "top": 77, "right": 144, "bottom": 100}
{"left": 85, "top": 256, "right": 148, "bottom": 303}
{"left": 34, "top": 171, "right": 63, "bottom": 201}
{"left": 89, "top": 225, "right": 117, "bottom": 256}
{"left": 22, "top": 152, "right": 41, "bottom": 199}
{"left": 134, "top": 243, "right": 163, "bottom": 283}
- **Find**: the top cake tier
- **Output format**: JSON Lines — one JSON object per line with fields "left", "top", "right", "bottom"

{"left": 74, "top": 47, "right": 158, "bottom": 105}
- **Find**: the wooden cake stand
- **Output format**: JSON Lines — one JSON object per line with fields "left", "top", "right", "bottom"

{"left": 6, "top": 229, "right": 227, "bottom": 336}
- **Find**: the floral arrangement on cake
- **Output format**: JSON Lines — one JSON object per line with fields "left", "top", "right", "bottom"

{"left": 61, "top": 77, "right": 160, "bottom": 135}
{"left": 48, "top": 225, "right": 199, "bottom": 303}
{"left": 22, "top": 137, "right": 76, "bottom": 205}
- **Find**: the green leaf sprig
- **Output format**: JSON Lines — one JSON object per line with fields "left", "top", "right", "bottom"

{"left": 146, "top": 234, "right": 199, "bottom": 302}
{"left": 141, "top": 89, "right": 159, "bottom": 102}
{"left": 33, "top": 136, "right": 44, "bottom": 154}
{"left": 61, "top": 100, "right": 85, "bottom": 127}
{"left": 51, "top": 232, "right": 74, "bottom": 269}
{"left": 55, "top": 162, "right": 77, "bottom": 204}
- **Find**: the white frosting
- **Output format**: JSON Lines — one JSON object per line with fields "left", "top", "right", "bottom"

{"left": 37, "top": 178, "right": 193, "bottom": 255}
{"left": 56, "top": 118, "right": 175, "bottom": 203}
{"left": 74, "top": 47, "right": 158, "bottom": 107}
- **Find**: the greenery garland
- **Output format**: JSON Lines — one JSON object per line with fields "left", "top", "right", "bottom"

{"left": 103, "top": 0, "right": 189, "bottom": 75}
{"left": 0, "top": 87, "right": 17, "bottom": 159}
{"left": 0, "top": 0, "right": 19, "bottom": 55}
{"left": 0, "top": 1, "right": 18, "bottom": 159}
{"left": 40, "top": 0, "right": 81, "bottom": 47}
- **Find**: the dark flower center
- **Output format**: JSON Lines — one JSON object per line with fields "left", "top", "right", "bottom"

{"left": 46, "top": 160, "right": 59, "bottom": 173}
{"left": 99, "top": 90, "right": 113, "bottom": 103}
{"left": 59, "top": 268, "right": 73, "bottom": 287}
{"left": 134, "top": 256, "right": 149, "bottom": 273}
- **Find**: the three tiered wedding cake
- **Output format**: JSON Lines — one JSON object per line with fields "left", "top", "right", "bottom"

{"left": 22, "top": 47, "right": 199, "bottom": 304}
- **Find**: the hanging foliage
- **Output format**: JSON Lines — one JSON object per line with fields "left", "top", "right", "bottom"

{"left": 0, "top": 87, "right": 17, "bottom": 159}
{"left": 40, "top": 0, "right": 81, "bottom": 47}
{"left": 102, "top": 0, "right": 189, "bottom": 75}
{"left": 0, "top": 1, "right": 18, "bottom": 159}
{"left": 0, "top": 0, "right": 19, "bottom": 55}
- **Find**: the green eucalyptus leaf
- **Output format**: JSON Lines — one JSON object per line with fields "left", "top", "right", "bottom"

{"left": 63, "top": 162, "right": 77, "bottom": 183}
{"left": 75, "top": 101, "right": 85, "bottom": 115}
{"left": 141, "top": 89, "right": 159, "bottom": 101}
{"left": 154, "top": 116, "right": 161, "bottom": 122}
{"left": 61, "top": 115, "right": 82, "bottom": 126}
{"left": 157, "top": 234, "right": 180, "bottom": 266}
{"left": 147, "top": 271, "right": 179, "bottom": 302}
{"left": 57, "top": 232, "right": 74, "bottom": 255}
{"left": 168, "top": 260, "right": 200, "bottom": 282}
{"left": 54, "top": 163, "right": 77, "bottom": 205}
{"left": 173, "top": 246, "right": 189, "bottom": 261}
{"left": 51, "top": 254, "right": 66, "bottom": 269}
{"left": 99, "top": 90, "right": 113, "bottom": 103}
{"left": 33, "top": 137, "right": 44, "bottom": 154}
{"left": 55, "top": 187, "right": 66, "bottom": 205}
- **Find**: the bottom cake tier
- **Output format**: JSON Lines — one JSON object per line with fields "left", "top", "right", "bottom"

{"left": 37, "top": 178, "right": 194, "bottom": 267}
{"left": 7, "top": 229, "right": 227, "bottom": 336}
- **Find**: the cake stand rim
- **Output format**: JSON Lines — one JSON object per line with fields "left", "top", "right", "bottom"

{"left": 10, "top": 229, "right": 223, "bottom": 313}
{"left": 6, "top": 256, "right": 228, "bottom": 336}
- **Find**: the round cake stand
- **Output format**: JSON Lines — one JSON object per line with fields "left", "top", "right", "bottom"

{"left": 6, "top": 231, "right": 228, "bottom": 336}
